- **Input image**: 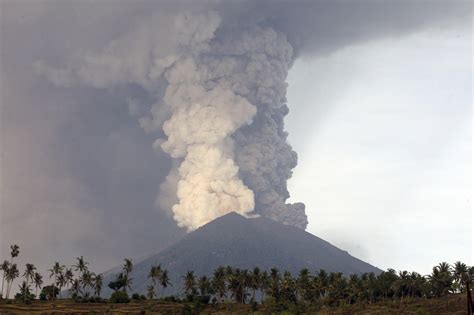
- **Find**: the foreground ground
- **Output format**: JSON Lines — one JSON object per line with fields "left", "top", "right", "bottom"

{"left": 0, "top": 294, "right": 468, "bottom": 314}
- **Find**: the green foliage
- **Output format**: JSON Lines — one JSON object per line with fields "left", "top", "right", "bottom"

{"left": 40, "top": 285, "right": 58, "bottom": 300}
{"left": 110, "top": 290, "right": 130, "bottom": 303}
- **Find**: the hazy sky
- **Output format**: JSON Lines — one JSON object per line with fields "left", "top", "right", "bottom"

{"left": 0, "top": 0, "right": 471, "bottom": 280}
{"left": 287, "top": 29, "right": 472, "bottom": 274}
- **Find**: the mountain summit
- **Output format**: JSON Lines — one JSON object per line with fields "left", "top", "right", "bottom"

{"left": 103, "top": 212, "right": 380, "bottom": 296}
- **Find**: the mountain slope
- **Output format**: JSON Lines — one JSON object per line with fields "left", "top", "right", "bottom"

{"left": 103, "top": 212, "right": 381, "bottom": 296}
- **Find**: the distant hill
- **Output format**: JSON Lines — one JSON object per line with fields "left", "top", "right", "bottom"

{"left": 102, "top": 212, "right": 381, "bottom": 296}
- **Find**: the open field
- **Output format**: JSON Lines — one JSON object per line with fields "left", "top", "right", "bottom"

{"left": 0, "top": 294, "right": 468, "bottom": 314}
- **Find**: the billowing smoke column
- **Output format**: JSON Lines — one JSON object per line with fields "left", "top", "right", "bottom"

{"left": 35, "top": 10, "right": 308, "bottom": 231}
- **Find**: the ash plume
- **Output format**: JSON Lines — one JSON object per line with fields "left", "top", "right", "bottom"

{"left": 36, "top": 10, "right": 307, "bottom": 231}
{"left": 34, "top": 1, "right": 470, "bottom": 231}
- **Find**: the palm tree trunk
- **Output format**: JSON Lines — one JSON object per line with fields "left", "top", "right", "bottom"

{"left": 1, "top": 275, "right": 4, "bottom": 297}
{"left": 24, "top": 279, "right": 28, "bottom": 303}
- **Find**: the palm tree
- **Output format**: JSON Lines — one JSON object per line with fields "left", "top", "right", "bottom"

{"left": 160, "top": 269, "right": 171, "bottom": 297}
{"left": 250, "top": 267, "right": 261, "bottom": 301}
{"left": 17, "top": 281, "right": 32, "bottom": 302}
{"left": 1, "top": 260, "right": 10, "bottom": 298}
{"left": 5, "top": 263, "right": 19, "bottom": 299}
{"left": 147, "top": 285, "right": 156, "bottom": 299}
{"left": 148, "top": 264, "right": 162, "bottom": 295}
{"left": 281, "top": 271, "right": 296, "bottom": 303}
{"left": 296, "top": 268, "right": 311, "bottom": 303}
{"left": 269, "top": 268, "right": 281, "bottom": 301}
{"left": 123, "top": 258, "right": 133, "bottom": 276}
{"left": 122, "top": 258, "right": 133, "bottom": 293}
{"left": 33, "top": 272, "right": 43, "bottom": 298}
{"left": 212, "top": 266, "right": 227, "bottom": 302}
{"left": 48, "top": 262, "right": 64, "bottom": 300}
{"left": 453, "top": 261, "right": 469, "bottom": 292}
{"left": 198, "top": 276, "right": 211, "bottom": 296}
{"left": 183, "top": 271, "right": 196, "bottom": 296}
{"left": 10, "top": 245, "right": 20, "bottom": 264}
{"left": 428, "top": 262, "right": 453, "bottom": 297}
{"left": 64, "top": 268, "right": 74, "bottom": 293}
{"left": 260, "top": 271, "right": 270, "bottom": 301}
{"left": 74, "top": 256, "right": 89, "bottom": 274}
{"left": 22, "top": 264, "right": 36, "bottom": 302}
{"left": 56, "top": 272, "right": 67, "bottom": 299}
{"left": 71, "top": 279, "right": 82, "bottom": 297}
{"left": 94, "top": 274, "right": 103, "bottom": 298}
{"left": 80, "top": 270, "right": 94, "bottom": 297}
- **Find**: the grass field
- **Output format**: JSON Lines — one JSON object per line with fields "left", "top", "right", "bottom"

{"left": 0, "top": 294, "right": 468, "bottom": 314}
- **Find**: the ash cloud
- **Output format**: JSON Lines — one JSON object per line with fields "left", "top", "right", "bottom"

{"left": 32, "top": 0, "right": 470, "bottom": 231}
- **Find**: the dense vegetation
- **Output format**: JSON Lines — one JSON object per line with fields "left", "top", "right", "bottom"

{"left": 1, "top": 244, "right": 472, "bottom": 314}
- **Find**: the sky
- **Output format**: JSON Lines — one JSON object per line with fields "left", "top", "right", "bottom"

{"left": 0, "top": 0, "right": 472, "bottom": 282}
{"left": 287, "top": 29, "right": 472, "bottom": 274}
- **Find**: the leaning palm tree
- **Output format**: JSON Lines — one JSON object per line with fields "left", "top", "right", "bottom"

{"left": 22, "top": 264, "right": 36, "bottom": 302}
{"left": 33, "top": 272, "right": 43, "bottom": 298}
{"left": 5, "top": 263, "right": 19, "bottom": 299}
{"left": 1, "top": 260, "right": 10, "bottom": 298}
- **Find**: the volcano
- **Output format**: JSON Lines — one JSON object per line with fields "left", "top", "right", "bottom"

{"left": 102, "top": 212, "right": 381, "bottom": 296}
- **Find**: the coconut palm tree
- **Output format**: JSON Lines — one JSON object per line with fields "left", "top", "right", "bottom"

{"left": 22, "top": 264, "right": 36, "bottom": 302}
{"left": 5, "top": 263, "right": 19, "bottom": 299}
{"left": 74, "top": 256, "right": 89, "bottom": 274}
{"left": 453, "top": 261, "right": 469, "bottom": 292}
{"left": 64, "top": 268, "right": 74, "bottom": 293}
{"left": 148, "top": 264, "right": 162, "bottom": 297}
{"left": 10, "top": 245, "right": 20, "bottom": 264}
{"left": 183, "top": 271, "right": 196, "bottom": 296}
{"left": 80, "top": 270, "right": 94, "bottom": 297}
{"left": 71, "top": 279, "right": 82, "bottom": 297}
{"left": 48, "top": 262, "right": 64, "bottom": 300}
{"left": 147, "top": 285, "right": 156, "bottom": 299}
{"left": 33, "top": 272, "right": 43, "bottom": 298}
{"left": 296, "top": 268, "right": 312, "bottom": 303}
{"left": 123, "top": 258, "right": 133, "bottom": 276}
{"left": 212, "top": 266, "right": 227, "bottom": 302}
{"left": 160, "top": 269, "right": 171, "bottom": 297}
{"left": 250, "top": 267, "right": 261, "bottom": 301}
{"left": 56, "top": 272, "right": 67, "bottom": 299}
{"left": 1, "top": 260, "right": 10, "bottom": 298}
{"left": 94, "top": 274, "right": 103, "bottom": 298}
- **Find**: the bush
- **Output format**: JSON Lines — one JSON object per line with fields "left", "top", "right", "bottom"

{"left": 110, "top": 291, "right": 130, "bottom": 303}
{"left": 132, "top": 293, "right": 140, "bottom": 300}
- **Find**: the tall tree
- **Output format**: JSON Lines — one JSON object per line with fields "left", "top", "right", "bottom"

{"left": 160, "top": 269, "right": 171, "bottom": 298}
{"left": 212, "top": 266, "right": 227, "bottom": 302}
{"left": 33, "top": 272, "right": 43, "bottom": 298}
{"left": 5, "top": 263, "right": 19, "bottom": 299}
{"left": 94, "top": 274, "right": 103, "bottom": 298}
{"left": 22, "top": 264, "right": 36, "bottom": 302}
{"left": 74, "top": 256, "right": 89, "bottom": 274}
{"left": 1, "top": 260, "right": 10, "bottom": 298}
{"left": 48, "top": 262, "right": 64, "bottom": 300}
{"left": 183, "top": 271, "right": 197, "bottom": 296}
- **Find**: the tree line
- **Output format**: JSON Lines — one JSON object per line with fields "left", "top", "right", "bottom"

{"left": 1, "top": 244, "right": 472, "bottom": 312}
